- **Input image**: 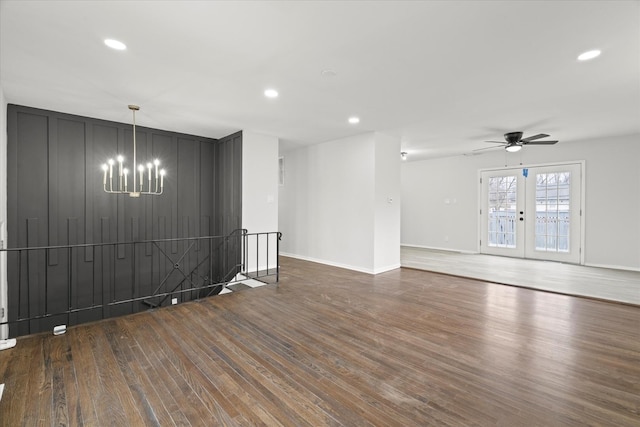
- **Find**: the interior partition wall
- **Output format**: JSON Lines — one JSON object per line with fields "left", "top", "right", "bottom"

{"left": 6, "top": 105, "right": 242, "bottom": 336}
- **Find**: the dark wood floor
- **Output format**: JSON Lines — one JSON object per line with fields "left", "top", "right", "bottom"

{"left": 1, "top": 256, "right": 639, "bottom": 426}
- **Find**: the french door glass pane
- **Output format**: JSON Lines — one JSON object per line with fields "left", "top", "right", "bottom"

{"left": 535, "top": 172, "right": 571, "bottom": 252}
{"left": 488, "top": 176, "right": 517, "bottom": 248}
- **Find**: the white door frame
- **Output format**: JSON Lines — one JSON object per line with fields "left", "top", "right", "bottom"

{"left": 478, "top": 161, "right": 586, "bottom": 265}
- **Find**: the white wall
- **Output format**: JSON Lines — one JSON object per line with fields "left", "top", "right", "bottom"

{"left": 242, "top": 131, "right": 279, "bottom": 272}
{"left": 279, "top": 132, "right": 401, "bottom": 274}
{"left": 373, "top": 133, "right": 401, "bottom": 273}
{"left": 1, "top": 86, "right": 7, "bottom": 338}
{"left": 401, "top": 134, "right": 640, "bottom": 270}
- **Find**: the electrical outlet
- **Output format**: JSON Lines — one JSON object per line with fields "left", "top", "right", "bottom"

{"left": 171, "top": 298, "right": 178, "bottom": 305}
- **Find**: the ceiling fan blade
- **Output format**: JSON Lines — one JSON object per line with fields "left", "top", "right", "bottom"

{"left": 521, "top": 133, "right": 549, "bottom": 142}
{"left": 484, "top": 140, "right": 507, "bottom": 144}
{"left": 473, "top": 145, "right": 503, "bottom": 152}
{"left": 525, "top": 140, "right": 558, "bottom": 145}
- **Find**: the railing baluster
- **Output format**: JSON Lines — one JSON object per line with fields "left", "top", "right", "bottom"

{"left": 68, "top": 245, "right": 72, "bottom": 328}
{"left": 92, "top": 245, "right": 96, "bottom": 310}
{"left": 44, "top": 248, "right": 48, "bottom": 322}
{"left": 17, "top": 251, "right": 22, "bottom": 328}
{"left": 277, "top": 232, "right": 281, "bottom": 283}
{"left": 132, "top": 242, "right": 136, "bottom": 314}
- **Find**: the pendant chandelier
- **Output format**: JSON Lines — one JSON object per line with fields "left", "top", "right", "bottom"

{"left": 101, "top": 105, "right": 165, "bottom": 197}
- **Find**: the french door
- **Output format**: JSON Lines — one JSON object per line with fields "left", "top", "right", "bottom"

{"left": 480, "top": 163, "right": 582, "bottom": 264}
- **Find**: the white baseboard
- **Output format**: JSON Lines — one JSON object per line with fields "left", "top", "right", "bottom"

{"left": 584, "top": 263, "right": 640, "bottom": 273}
{"left": 401, "top": 243, "right": 478, "bottom": 255}
{"left": 372, "top": 263, "right": 402, "bottom": 274}
{"left": 280, "top": 252, "right": 400, "bottom": 275}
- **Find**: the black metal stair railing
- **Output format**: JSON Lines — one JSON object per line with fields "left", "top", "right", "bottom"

{"left": 143, "top": 228, "right": 248, "bottom": 307}
{"left": 0, "top": 230, "right": 282, "bottom": 338}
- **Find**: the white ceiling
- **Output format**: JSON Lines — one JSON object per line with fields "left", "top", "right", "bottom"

{"left": 1, "top": 1, "right": 638, "bottom": 161}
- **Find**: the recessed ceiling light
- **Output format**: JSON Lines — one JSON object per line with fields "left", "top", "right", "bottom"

{"left": 264, "top": 89, "right": 279, "bottom": 98}
{"left": 348, "top": 117, "right": 360, "bottom": 124}
{"left": 577, "top": 50, "right": 601, "bottom": 61}
{"left": 104, "top": 39, "right": 127, "bottom": 51}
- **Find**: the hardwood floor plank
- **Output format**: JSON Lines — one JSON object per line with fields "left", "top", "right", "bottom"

{"left": 171, "top": 302, "right": 343, "bottom": 427}
{"left": 142, "top": 311, "right": 242, "bottom": 427}
{"left": 49, "top": 334, "right": 74, "bottom": 426}
{"left": 401, "top": 246, "right": 640, "bottom": 305}
{"left": 0, "top": 334, "right": 42, "bottom": 425}
{"left": 128, "top": 318, "right": 211, "bottom": 426}
{"left": 102, "top": 319, "right": 162, "bottom": 426}
{"left": 82, "top": 323, "right": 132, "bottom": 425}
{"left": 202, "top": 302, "right": 430, "bottom": 426}
{"left": 153, "top": 306, "right": 294, "bottom": 427}
{"left": 22, "top": 335, "right": 50, "bottom": 427}
{"left": 65, "top": 327, "right": 99, "bottom": 426}
{"left": 153, "top": 306, "right": 308, "bottom": 427}
{"left": 202, "top": 295, "right": 462, "bottom": 426}
{"left": 119, "top": 316, "right": 192, "bottom": 427}
{"left": 1, "top": 256, "right": 638, "bottom": 426}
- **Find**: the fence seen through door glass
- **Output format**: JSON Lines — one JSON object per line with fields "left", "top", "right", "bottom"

{"left": 535, "top": 172, "right": 571, "bottom": 252}
{"left": 487, "top": 175, "right": 518, "bottom": 248}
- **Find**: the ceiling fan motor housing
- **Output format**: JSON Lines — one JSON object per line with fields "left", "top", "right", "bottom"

{"left": 504, "top": 131, "right": 523, "bottom": 144}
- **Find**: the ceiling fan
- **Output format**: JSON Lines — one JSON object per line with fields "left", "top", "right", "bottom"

{"left": 476, "top": 131, "right": 558, "bottom": 153}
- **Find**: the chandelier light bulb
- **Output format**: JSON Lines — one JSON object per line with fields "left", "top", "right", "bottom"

{"left": 117, "top": 155, "right": 124, "bottom": 162}
{"left": 101, "top": 164, "right": 108, "bottom": 185}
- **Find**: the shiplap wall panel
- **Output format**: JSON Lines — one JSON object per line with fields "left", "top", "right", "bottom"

{"left": 6, "top": 104, "right": 242, "bottom": 336}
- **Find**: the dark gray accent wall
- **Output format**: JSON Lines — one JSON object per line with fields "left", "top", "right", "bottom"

{"left": 214, "top": 132, "right": 243, "bottom": 279}
{"left": 6, "top": 104, "right": 242, "bottom": 336}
